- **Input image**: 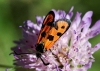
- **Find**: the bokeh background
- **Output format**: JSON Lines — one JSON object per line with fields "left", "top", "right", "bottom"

{"left": 0, "top": 0, "right": 100, "bottom": 71}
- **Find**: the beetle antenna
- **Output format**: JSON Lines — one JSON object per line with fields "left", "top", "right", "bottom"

{"left": 40, "top": 57, "right": 50, "bottom": 65}
{"left": 36, "top": 53, "right": 49, "bottom": 65}
{"left": 40, "top": 57, "right": 49, "bottom": 65}
{"left": 10, "top": 51, "right": 35, "bottom": 55}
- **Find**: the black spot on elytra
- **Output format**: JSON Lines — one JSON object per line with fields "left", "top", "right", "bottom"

{"left": 41, "top": 31, "right": 46, "bottom": 37}
{"left": 61, "top": 26, "right": 65, "bottom": 29}
{"left": 47, "top": 35, "right": 54, "bottom": 41}
{"left": 57, "top": 32, "right": 62, "bottom": 36}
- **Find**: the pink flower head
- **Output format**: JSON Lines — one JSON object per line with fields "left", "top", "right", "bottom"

{"left": 11, "top": 6, "right": 100, "bottom": 71}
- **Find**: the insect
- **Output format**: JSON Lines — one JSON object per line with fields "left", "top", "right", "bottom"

{"left": 35, "top": 11, "right": 71, "bottom": 65}
{"left": 13, "top": 11, "right": 71, "bottom": 65}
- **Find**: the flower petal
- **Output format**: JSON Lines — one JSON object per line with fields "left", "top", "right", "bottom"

{"left": 82, "top": 11, "right": 93, "bottom": 35}
{"left": 91, "top": 43, "right": 100, "bottom": 54}
{"left": 66, "top": 6, "right": 74, "bottom": 19}
{"left": 87, "top": 20, "right": 100, "bottom": 38}
{"left": 57, "top": 10, "right": 66, "bottom": 19}
{"left": 71, "top": 12, "right": 81, "bottom": 30}
{"left": 36, "top": 16, "right": 43, "bottom": 25}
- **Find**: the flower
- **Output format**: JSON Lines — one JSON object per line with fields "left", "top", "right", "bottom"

{"left": 11, "top": 6, "right": 100, "bottom": 71}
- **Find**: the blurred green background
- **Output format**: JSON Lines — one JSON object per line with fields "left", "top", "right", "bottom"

{"left": 0, "top": 0, "right": 100, "bottom": 71}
